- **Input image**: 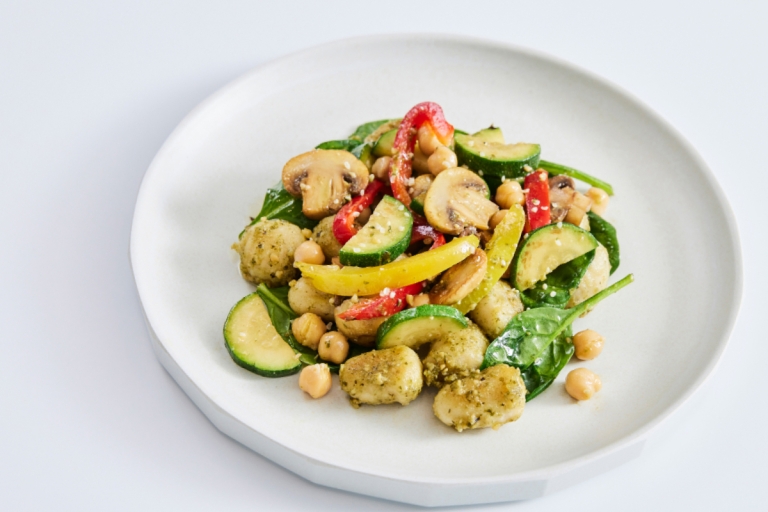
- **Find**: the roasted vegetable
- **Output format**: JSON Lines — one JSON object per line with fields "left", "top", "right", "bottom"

{"left": 296, "top": 236, "right": 479, "bottom": 296}
{"left": 282, "top": 149, "right": 369, "bottom": 219}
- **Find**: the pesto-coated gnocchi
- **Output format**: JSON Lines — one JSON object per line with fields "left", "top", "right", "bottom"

{"left": 288, "top": 277, "right": 336, "bottom": 322}
{"left": 468, "top": 280, "right": 524, "bottom": 339}
{"left": 433, "top": 364, "right": 526, "bottom": 432}
{"left": 339, "top": 346, "right": 423, "bottom": 407}
{"left": 423, "top": 321, "right": 488, "bottom": 388}
{"left": 233, "top": 219, "right": 305, "bottom": 287}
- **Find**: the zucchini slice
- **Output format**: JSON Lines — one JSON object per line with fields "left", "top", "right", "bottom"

{"left": 455, "top": 129, "right": 540, "bottom": 179}
{"left": 472, "top": 126, "right": 506, "bottom": 144}
{"left": 372, "top": 129, "right": 397, "bottom": 157}
{"left": 514, "top": 224, "right": 598, "bottom": 291}
{"left": 223, "top": 293, "right": 301, "bottom": 377}
{"left": 411, "top": 193, "right": 426, "bottom": 215}
{"left": 376, "top": 305, "right": 468, "bottom": 350}
{"left": 339, "top": 195, "right": 413, "bottom": 267}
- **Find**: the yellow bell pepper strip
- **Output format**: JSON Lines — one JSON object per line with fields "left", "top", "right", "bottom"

{"left": 455, "top": 204, "right": 525, "bottom": 314}
{"left": 296, "top": 236, "right": 479, "bottom": 296}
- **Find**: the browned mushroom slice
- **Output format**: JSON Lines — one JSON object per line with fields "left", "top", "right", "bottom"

{"left": 282, "top": 149, "right": 369, "bottom": 220}
{"left": 429, "top": 248, "right": 488, "bottom": 305}
{"left": 424, "top": 168, "right": 499, "bottom": 235}
{"left": 548, "top": 174, "right": 576, "bottom": 223}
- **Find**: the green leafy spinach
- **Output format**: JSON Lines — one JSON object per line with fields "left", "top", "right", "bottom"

{"left": 348, "top": 119, "right": 398, "bottom": 142}
{"left": 587, "top": 211, "right": 620, "bottom": 274}
{"left": 520, "top": 326, "right": 574, "bottom": 401}
{"left": 315, "top": 139, "right": 371, "bottom": 162}
{"left": 243, "top": 181, "right": 317, "bottom": 234}
{"left": 483, "top": 274, "right": 633, "bottom": 371}
{"left": 520, "top": 250, "right": 596, "bottom": 309}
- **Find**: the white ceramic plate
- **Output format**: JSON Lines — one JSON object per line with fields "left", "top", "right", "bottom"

{"left": 130, "top": 35, "right": 742, "bottom": 507}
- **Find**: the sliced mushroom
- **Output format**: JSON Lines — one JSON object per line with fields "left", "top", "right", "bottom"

{"left": 424, "top": 168, "right": 499, "bottom": 235}
{"left": 429, "top": 248, "right": 488, "bottom": 305}
{"left": 548, "top": 175, "right": 576, "bottom": 223}
{"left": 549, "top": 175, "right": 594, "bottom": 225}
{"left": 282, "top": 149, "right": 369, "bottom": 220}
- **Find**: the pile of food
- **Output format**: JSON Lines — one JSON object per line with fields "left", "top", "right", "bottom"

{"left": 225, "top": 102, "right": 631, "bottom": 432}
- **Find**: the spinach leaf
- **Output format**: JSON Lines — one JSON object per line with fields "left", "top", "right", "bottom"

{"left": 255, "top": 284, "right": 318, "bottom": 366}
{"left": 315, "top": 139, "right": 361, "bottom": 152}
{"left": 348, "top": 119, "right": 398, "bottom": 141}
{"left": 521, "top": 325, "right": 574, "bottom": 401}
{"left": 482, "top": 274, "right": 633, "bottom": 370}
{"left": 315, "top": 139, "right": 371, "bottom": 162}
{"left": 247, "top": 181, "right": 317, "bottom": 232}
{"left": 587, "top": 211, "right": 620, "bottom": 274}
{"left": 520, "top": 250, "right": 596, "bottom": 309}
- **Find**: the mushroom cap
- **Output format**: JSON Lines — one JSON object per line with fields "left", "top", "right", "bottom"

{"left": 430, "top": 248, "right": 488, "bottom": 305}
{"left": 424, "top": 167, "right": 498, "bottom": 235}
{"left": 282, "top": 149, "right": 369, "bottom": 220}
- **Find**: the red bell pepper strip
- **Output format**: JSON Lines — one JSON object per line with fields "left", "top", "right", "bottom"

{"left": 337, "top": 282, "right": 424, "bottom": 321}
{"left": 409, "top": 214, "right": 446, "bottom": 250}
{"left": 388, "top": 102, "right": 454, "bottom": 207}
{"left": 524, "top": 169, "right": 551, "bottom": 233}
{"left": 332, "top": 179, "right": 385, "bottom": 244}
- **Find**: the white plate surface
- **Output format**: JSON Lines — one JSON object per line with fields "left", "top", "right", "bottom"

{"left": 130, "top": 35, "right": 742, "bottom": 506}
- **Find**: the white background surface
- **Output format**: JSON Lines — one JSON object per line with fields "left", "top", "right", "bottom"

{"left": 1, "top": 1, "right": 765, "bottom": 510}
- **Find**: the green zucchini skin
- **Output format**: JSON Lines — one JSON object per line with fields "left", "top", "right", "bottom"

{"left": 339, "top": 195, "right": 413, "bottom": 267}
{"left": 410, "top": 193, "right": 426, "bottom": 216}
{"left": 223, "top": 293, "right": 302, "bottom": 378}
{"left": 513, "top": 223, "right": 598, "bottom": 291}
{"left": 372, "top": 129, "right": 397, "bottom": 157}
{"left": 472, "top": 127, "right": 505, "bottom": 144}
{"left": 376, "top": 305, "right": 468, "bottom": 350}
{"left": 455, "top": 131, "right": 540, "bottom": 179}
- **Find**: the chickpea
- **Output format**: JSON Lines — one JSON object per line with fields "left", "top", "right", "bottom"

{"left": 410, "top": 174, "right": 433, "bottom": 199}
{"left": 412, "top": 144, "right": 431, "bottom": 174}
{"left": 417, "top": 125, "right": 442, "bottom": 156}
{"left": 427, "top": 146, "right": 458, "bottom": 176}
{"left": 489, "top": 209, "right": 508, "bottom": 230}
{"left": 318, "top": 331, "right": 349, "bottom": 364}
{"left": 573, "top": 329, "right": 604, "bottom": 360}
{"left": 565, "top": 205, "right": 587, "bottom": 226}
{"left": 410, "top": 293, "right": 430, "bottom": 308}
{"left": 294, "top": 240, "right": 325, "bottom": 265}
{"left": 291, "top": 312, "right": 327, "bottom": 350}
{"left": 357, "top": 206, "right": 372, "bottom": 226}
{"left": 565, "top": 368, "right": 602, "bottom": 401}
{"left": 586, "top": 187, "right": 610, "bottom": 216}
{"left": 495, "top": 180, "right": 525, "bottom": 209}
{"left": 371, "top": 156, "right": 391, "bottom": 181}
{"left": 298, "top": 364, "right": 332, "bottom": 399}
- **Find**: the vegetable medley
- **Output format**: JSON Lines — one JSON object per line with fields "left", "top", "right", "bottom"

{"left": 225, "top": 102, "right": 632, "bottom": 432}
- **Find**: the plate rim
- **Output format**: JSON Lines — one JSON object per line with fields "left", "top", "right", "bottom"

{"left": 130, "top": 33, "right": 744, "bottom": 489}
